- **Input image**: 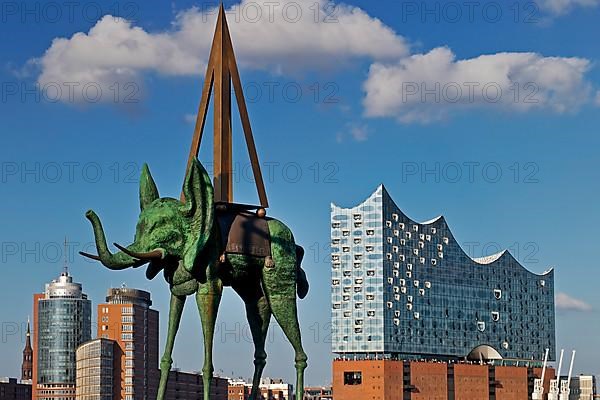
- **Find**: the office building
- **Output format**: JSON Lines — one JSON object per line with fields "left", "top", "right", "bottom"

{"left": 0, "top": 378, "right": 32, "bottom": 400}
{"left": 97, "top": 287, "right": 159, "bottom": 400}
{"left": 568, "top": 375, "right": 597, "bottom": 400}
{"left": 33, "top": 272, "right": 91, "bottom": 400}
{"left": 75, "top": 342, "right": 230, "bottom": 400}
{"left": 93, "top": 287, "right": 227, "bottom": 400}
{"left": 31, "top": 293, "right": 43, "bottom": 400}
{"left": 164, "top": 370, "right": 227, "bottom": 400}
{"left": 330, "top": 185, "right": 555, "bottom": 362}
{"left": 75, "top": 339, "right": 119, "bottom": 400}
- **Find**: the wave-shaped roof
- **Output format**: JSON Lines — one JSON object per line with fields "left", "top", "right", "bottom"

{"left": 333, "top": 184, "right": 552, "bottom": 277}
{"left": 473, "top": 250, "right": 507, "bottom": 265}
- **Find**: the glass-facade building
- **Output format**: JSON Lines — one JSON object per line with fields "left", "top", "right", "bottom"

{"left": 36, "top": 272, "right": 91, "bottom": 400}
{"left": 331, "top": 185, "right": 555, "bottom": 362}
{"left": 75, "top": 339, "right": 116, "bottom": 400}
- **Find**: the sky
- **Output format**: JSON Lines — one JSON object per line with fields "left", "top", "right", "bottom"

{"left": 1, "top": 0, "right": 599, "bottom": 387}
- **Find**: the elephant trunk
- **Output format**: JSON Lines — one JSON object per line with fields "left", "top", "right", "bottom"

{"left": 85, "top": 210, "right": 139, "bottom": 270}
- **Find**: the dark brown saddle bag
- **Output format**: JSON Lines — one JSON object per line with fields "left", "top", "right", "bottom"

{"left": 216, "top": 209, "right": 271, "bottom": 258}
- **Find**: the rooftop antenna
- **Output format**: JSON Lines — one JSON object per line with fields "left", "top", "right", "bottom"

{"left": 63, "top": 236, "right": 69, "bottom": 276}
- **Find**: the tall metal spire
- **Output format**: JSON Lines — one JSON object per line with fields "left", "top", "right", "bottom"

{"left": 183, "top": 3, "right": 268, "bottom": 208}
{"left": 63, "top": 236, "right": 69, "bottom": 276}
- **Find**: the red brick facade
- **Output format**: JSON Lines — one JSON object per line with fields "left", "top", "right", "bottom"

{"left": 452, "top": 364, "right": 489, "bottom": 399}
{"left": 410, "top": 361, "right": 447, "bottom": 400}
{"left": 495, "top": 366, "right": 528, "bottom": 400}
{"left": 227, "top": 383, "right": 250, "bottom": 400}
{"left": 332, "top": 360, "right": 388, "bottom": 400}
{"left": 333, "top": 359, "right": 555, "bottom": 400}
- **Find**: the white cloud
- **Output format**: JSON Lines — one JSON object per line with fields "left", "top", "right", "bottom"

{"left": 556, "top": 292, "right": 593, "bottom": 312}
{"left": 350, "top": 124, "right": 369, "bottom": 141}
{"left": 363, "top": 47, "right": 592, "bottom": 124}
{"left": 595, "top": 91, "right": 600, "bottom": 107}
{"left": 34, "top": 0, "right": 408, "bottom": 103}
{"left": 537, "top": 0, "right": 600, "bottom": 15}
{"left": 30, "top": 0, "right": 598, "bottom": 120}
{"left": 336, "top": 123, "right": 370, "bottom": 142}
{"left": 183, "top": 113, "right": 197, "bottom": 124}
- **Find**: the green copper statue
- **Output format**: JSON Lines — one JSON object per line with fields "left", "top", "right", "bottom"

{"left": 81, "top": 158, "right": 309, "bottom": 400}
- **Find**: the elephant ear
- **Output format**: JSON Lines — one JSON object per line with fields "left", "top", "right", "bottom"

{"left": 180, "top": 158, "right": 214, "bottom": 273}
{"left": 140, "top": 164, "right": 159, "bottom": 211}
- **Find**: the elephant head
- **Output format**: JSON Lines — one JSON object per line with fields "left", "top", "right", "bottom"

{"left": 81, "top": 158, "right": 214, "bottom": 280}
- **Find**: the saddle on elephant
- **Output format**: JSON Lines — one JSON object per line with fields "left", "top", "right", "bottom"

{"left": 215, "top": 205, "right": 272, "bottom": 258}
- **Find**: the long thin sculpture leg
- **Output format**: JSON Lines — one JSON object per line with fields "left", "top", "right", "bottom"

{"left": 157, "top": 293, "right": 186, "bottom": 400}
{"left": 244, "top": 295, "right": 272, "bottom": 400}
{"left": 267, "top": 296, "right": 307, "bottom": 400}
{"left": 262, "top": 221, "right": 309, "bottom": 400}
{"left": 196, "top": 278, "right": 223, "bottom": 400}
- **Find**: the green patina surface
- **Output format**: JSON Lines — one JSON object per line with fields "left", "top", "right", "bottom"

{"left": 82, "top": 158, "right": 308, "bottom": 400}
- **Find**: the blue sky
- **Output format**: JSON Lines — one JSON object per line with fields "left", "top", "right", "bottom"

{"left": 1, "top": 0, "right": 599, "bottom": 386}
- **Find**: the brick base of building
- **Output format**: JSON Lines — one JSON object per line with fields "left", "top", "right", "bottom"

{"left": 332, "top": 359, "right": 554, "bottom": 400}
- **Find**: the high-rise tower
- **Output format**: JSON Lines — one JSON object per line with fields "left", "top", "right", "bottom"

{"left": 33, "top": 272, "right": 91, "bottom": 400}
{"left": 97, "top": 287, "right": 159, "bottom": 400}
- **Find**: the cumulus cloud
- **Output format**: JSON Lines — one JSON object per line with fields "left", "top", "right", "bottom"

{"left": 349, "top": 124, "right": 369, "bottom": 141}
{"left": 538, "top": 0, "right": 600, "bottom": 15}
{"left": 30, "top": 0, "right": 597, "bottom": 120}
{"left": 556, "top": 292, "right": 593, "bottom": 312}
{"left": 336, "top": 122, "right": 371, "bottom": 142}
{"left": 363, "top": 47, "right": 592, "bottom": 124}
{"left": 34, "top": 0, "right": 408, "bottom": 103}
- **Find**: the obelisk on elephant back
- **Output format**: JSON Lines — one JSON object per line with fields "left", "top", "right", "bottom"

{"left": 183, "top": 3, "right": 269, "bottom": 213}
{"left": 80, "top": 4, "right": 309, "bottom": 400}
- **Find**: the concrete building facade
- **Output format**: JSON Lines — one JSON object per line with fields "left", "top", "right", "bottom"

{"left": 75, "top": 339, "right": 119, "bottom": 400}
{"left": 568, "top": 375, "right": 597, "bottom": 400}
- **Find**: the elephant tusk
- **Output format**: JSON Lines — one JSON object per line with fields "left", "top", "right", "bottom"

{"left": 79, "top": 251, "right": 102, "bottom": 261}
{"left": 113, "top": 243, "right": 165, "bottom": 260}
